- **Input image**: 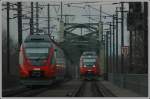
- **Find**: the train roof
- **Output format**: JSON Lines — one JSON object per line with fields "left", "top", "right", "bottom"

{"left": 23, "top": 34, "right": 62, "bottom": 49}
{"left": 24, "top": 34, "right": 51, "bottom": 42}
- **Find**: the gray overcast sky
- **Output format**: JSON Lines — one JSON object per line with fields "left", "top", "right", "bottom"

{"left": 2, "top": 0, "right": 129, "bottom": 54}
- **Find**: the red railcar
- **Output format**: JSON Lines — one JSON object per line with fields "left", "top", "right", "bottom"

{"left": 80, "top": 51, "right": 102, "bottom": 80}
{"left": 19, "top": 34, "right": 67, "bottom": 85}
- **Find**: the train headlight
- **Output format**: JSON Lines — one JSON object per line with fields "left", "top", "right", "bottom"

{"left": 93, "top": 65, "right": 96, "bottom": 67}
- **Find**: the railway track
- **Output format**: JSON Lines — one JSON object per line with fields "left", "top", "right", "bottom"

{"left": 66, "top": 81, "right": 86, "bottom": 97}
{"left": 71, "top": 81, "right": 116, "bottom": 97}
{"left": 95, "top": 81, "right": 116, "bottom": 97}
{"left": 3, "top": 80, "right": 116, "bottom": 97}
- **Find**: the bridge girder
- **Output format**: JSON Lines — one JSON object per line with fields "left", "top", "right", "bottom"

{"left": 64, "top": 23, "right": 99, "bottom": 33}
{"left": 60, "top": 22, "right": 102, "bottom": 62}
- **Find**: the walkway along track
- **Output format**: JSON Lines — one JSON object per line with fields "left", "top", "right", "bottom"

{"left": 3, "top": 79, "right": 70, "bottom": 97}
{"left": 3, "top": 85, "right": 56, "bottom": 97}
{"left": 3, "top": 86, "right": 29, "bottom": 97}
{"left": 12, "top": 87, "right": 51, "bottom": 97}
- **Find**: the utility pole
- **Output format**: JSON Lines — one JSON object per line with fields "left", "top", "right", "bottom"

{"left": 121, "top": 2, "right": 124, "bottom": 73}
{"left": 112, "top": 15, "right": 115, "bottom": 73}
{"left": 99, "top": 5, "right": 103, "bottom": 41}
{"left": 36, "top": 2, "right": 39, "bottom": 33}
{"left": 105, "top": 31, "right": 109, "bottom": 80}
{"left": 30, "top": 2, "right": 34, "bottom": 35}
{"left": 47, "top": 4, "right": 50, "bottom": 34}
{"left": 7, "top": 2, "right": 10, "bottom": 74}
{"left": 115, "top": 8, "right": 119, "bottom": 73}
{"left": 17, "top": 2, "right": 22, "bottom": 47}
{"left": 88, "top": 5, "right": 91, "bottom": 24}
{"left": 144, "top": 2, "right": 148, "bottom": 73}
{"left": 129, "top": 31, "right": 132, "bottom": 73}
{"left": 61, "top": 1, "right": 63, "bottom": 21}
{"left": 109, "top": 23, "right": 112, "bottom": 73}
{"left": 59, "top": 1, "right": 64, "bottom": 42}
{"left": 100, "top": 5, "right": 102, "bottom": 22}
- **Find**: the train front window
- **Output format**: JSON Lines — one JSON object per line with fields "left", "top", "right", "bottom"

{"left": 25, "top": 48, "right": 49, "bottom": 60}
{"left": 83, "top": 58, "right": 96, "bottom": 67}
{"left": 24, "top": 42, "right": 51, "bottom": 48}
{"left": 24, "top": 42, "right": 51, "bottom": 66}
{"left": 84, "top": 62, "right": 95, "bottom": 67}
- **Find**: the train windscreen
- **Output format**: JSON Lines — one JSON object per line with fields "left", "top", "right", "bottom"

{"left": 83, "top": 58, "right": 96, "bottom": 67}
{"left": 24, "top": 42, "right": 51, "bottom": 66}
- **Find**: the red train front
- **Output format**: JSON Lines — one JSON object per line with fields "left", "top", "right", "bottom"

{"left": 80, "top": 51, "right": 101, "bottom": 80}
{"left": 19, "top": 34, "right": 66, "bottom": 85}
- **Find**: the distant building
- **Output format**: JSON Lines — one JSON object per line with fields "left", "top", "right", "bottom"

{"left": 127, "top": 2, "right": 148, "bottom": 73}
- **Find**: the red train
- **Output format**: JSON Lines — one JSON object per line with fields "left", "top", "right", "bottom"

{"left": 19, "top": 34, "right": 69, "bottom": 85}
{"left": 79, "top": 51, "right": 102, "bottom": 80}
